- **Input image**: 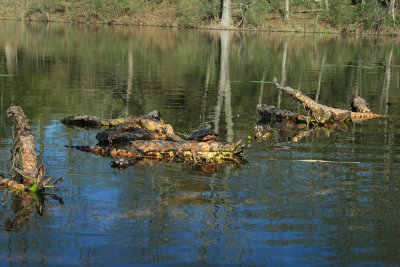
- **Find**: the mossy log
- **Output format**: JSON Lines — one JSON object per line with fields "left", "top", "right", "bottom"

{"left": 273, "top": 78, "right": 383, "bottom": 121}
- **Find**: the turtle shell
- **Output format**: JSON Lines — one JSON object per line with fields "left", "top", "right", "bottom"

{"left": 189, "top": 129, "right": 218, "bottom": 141}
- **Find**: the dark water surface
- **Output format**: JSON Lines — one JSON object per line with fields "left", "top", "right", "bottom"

{"left": 0, "top": 21, "right": 400, "bottom": 266}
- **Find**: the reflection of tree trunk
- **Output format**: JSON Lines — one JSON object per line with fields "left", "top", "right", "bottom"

{"left": 214, "top": 31, "right": 233, "bottom": 142}
{"left": 381, "top": 47, "right": 393, "bottom": 115}
{"left": 353, "top": 61, "right": 362, "bottom": 97}
{"left": 5, "top": 43, "right": 17, "bottom": 75}
{"left": 383, "top": 46, "right": 393, "bottom": 189}
{"left": 125, "top": 50, "right": 134, "bottom": 116}
{"left": 277, "top": 40, "right": 288, "bottom": 108}
{"left": 258, "top": 69, "right": 267, "bottom": 105}
{"left": 201, "top": 56, "right": 212, "bottom": 128}
{"left": 224, "top": 75, "right": 233, "bottom": 142}
{"left": 221, "top": 0, "right": 232, "bottom": 27}
{"left": 315, "top": 54, "right": 326, "bottom": 102}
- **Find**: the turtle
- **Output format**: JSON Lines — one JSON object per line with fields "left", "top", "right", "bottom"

{"left": 188, "top": 129, "right": 219, "bottom": 142}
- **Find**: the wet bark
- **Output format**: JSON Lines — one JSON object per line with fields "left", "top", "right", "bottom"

{"left": 6, "top": 106, "right": 38, "bottom": 184}
{"left": 273, "top": 78, "right": 383, "bottom": 121}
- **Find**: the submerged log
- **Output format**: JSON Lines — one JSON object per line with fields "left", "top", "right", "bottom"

{"left": 6, "top": 106, "right": 38, "bottom": 185}
{"left": 272, "top": 78, "right": 383, "bottom": 121}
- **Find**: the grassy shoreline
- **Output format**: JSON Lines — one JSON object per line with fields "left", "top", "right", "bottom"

{"left": 0, "top": 0, "right": 399, "bottom": 36}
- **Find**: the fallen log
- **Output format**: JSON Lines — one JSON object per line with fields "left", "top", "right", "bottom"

{"left": 5, "top": 106, "right": 64, "bottom": 192}
{"left": 6, "top": 106, "right": 39, "bottom": 185}
{"left": 351, "top": 96, "right": 372, "bottom": 113}
{"left": 272, "top": 78, "right": 383, "bottom": 121}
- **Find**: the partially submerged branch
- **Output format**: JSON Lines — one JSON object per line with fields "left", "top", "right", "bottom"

{"left": 272, "top": 78, "right": 383, "bottom": 121}
{"left": 5, "top": 106, "right": 64, "bottom": 192}
{"left": 6, "top": 106, "right": 39, "bottom": 184}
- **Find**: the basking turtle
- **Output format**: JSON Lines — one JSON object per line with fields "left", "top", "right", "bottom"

{"left": 188, "top": 129, "right": 219, "bottom": 142}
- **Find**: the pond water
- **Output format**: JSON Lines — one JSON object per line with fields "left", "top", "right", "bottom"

{"left": 0, "top": 21, "right": 400, "bottom": 266}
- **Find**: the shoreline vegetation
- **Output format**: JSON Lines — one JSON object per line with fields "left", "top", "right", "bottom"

{"left": 0, "top": 0, "right": 399, "bottom": 35}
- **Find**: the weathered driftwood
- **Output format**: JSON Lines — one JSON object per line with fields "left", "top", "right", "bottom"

{"left": 6, "top": 106, "right": 39, "bottom": 185}
{"left": 351, "top": 96, "right": 372, "bottom": 113}
{"left": 273, "top": 78, "right": 383, "bottom": 121}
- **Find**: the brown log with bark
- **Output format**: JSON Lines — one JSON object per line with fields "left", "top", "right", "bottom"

{"left": 273, "top": 78, "right": 383, "bottom": 121}
{"left": 6, "top": 106, "right": 38, "bottom": 185}
{"left": 5, "top": 106, "right": 64, "bottom": 192}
